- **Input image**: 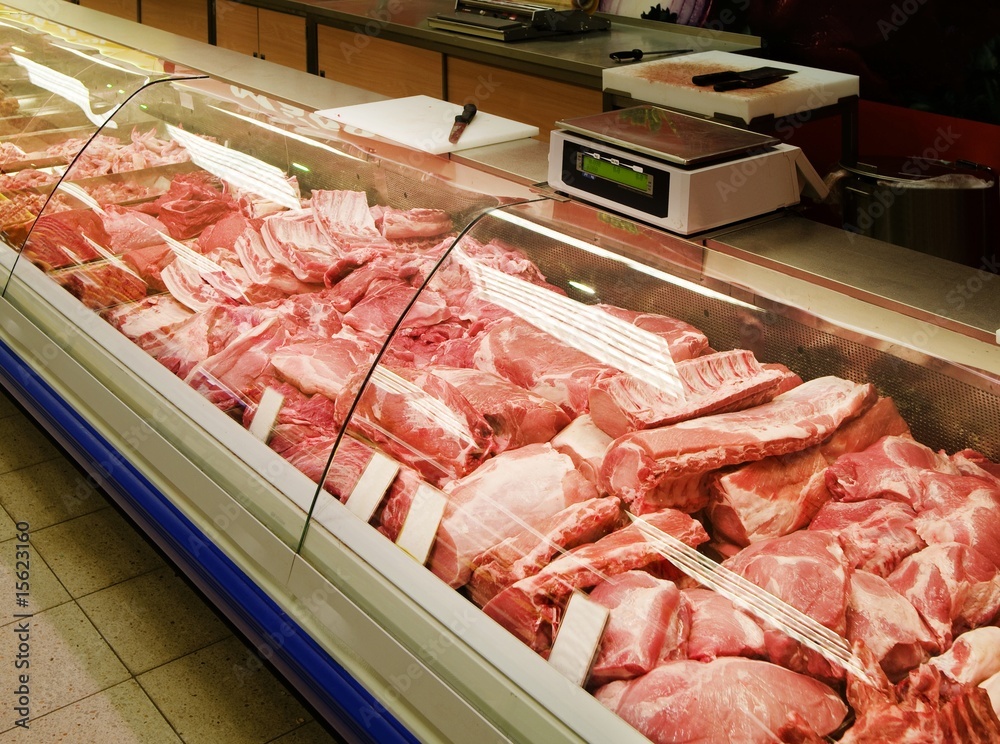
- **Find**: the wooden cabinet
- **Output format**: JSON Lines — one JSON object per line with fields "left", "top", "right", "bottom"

{"left": 141, "top": 0, "right": 209, "bottom": 43}
{"left": 78, "top": 0, "right": 138, "bottom": 22}
{"left": 446, "top": 58, "right": 603, "bottom": 141}
{"left": 317, "top": 25, "right": 443, "bottom": 99}
{"left": 215, "top": 0, "right": 307, "bottom": 72}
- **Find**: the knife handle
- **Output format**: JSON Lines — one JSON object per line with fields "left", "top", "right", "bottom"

{"left": 455, "top": 103, "right": 477, "bottom": 124}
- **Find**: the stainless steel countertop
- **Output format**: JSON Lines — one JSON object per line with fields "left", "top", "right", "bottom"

{"left": 707, "top": 214, "right": 1000, "bottom": 347}
{"left": 244, "top": 0, "right": 759, "bottom": 87}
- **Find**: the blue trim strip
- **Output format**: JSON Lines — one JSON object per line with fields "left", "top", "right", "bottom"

{"left": 0, "top": 337, "right": 418, "bottom": 744}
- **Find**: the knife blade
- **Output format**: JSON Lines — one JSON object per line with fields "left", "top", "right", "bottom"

{"left": 692, "top": 66, "right": 797, "bottom": 87}
{"left": 713, "top": 75, "right": 789, "bottom": 92}
{"left": 448, "top": 103, "right": 477, "bottom": 145}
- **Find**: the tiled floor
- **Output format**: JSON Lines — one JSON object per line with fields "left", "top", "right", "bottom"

{"left": 0, "top": 388, "right": 346, "bottom": 743}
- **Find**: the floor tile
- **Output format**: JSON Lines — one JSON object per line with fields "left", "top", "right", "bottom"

{"left": 138, "top": 637, "right": 311, "bottom": 744}
{"left": 0, "top": 536, "right": 71, "bottom": 615}
{"left": 0, "top": 390, "right": 20, "bottom": 420}
{"left": 268, "top": 720, "right": 345, "bottom": 743}
{"left": 0, "top": 458, "right": 108, "bottom": 531}
{"left": 0, "top": 508, "right": 16, "bottom": 542}
{"left": 0, "top": 602, "right": 129, "bottom": 731}
{"left": 79, "top": 567, "right": 231, "bottom": 675}
{"left": 0, "top": 679, "right": 182, "bottom": 743}
{"left": 30, "top": 509, "right": 164, "bottom": 598}
{"left": 0, "top": 414, "right": 59, "bottom": 476}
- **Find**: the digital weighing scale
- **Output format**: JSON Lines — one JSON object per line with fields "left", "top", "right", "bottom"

{"left": 548, "top": 106, "right": 828, "bottom": 235}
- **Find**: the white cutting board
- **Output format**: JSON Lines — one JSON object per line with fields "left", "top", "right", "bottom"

{"left": 316, "top": 96, "right": 539, "bottom": 155}
{"left": 604, "top": 51, "right": 859, "bottom": 123}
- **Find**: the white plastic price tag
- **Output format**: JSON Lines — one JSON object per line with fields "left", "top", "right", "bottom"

{"left": 248, "top": 387, "right": 284, "bottom": 442}
{"left": 547, "top": 591, "right": 610, "bottom": 687}
{"left": 395, "top": 483, "right": 448, "bottom": 565}
{"left": 345, "top": 450, "right": 399, "bottom": 522}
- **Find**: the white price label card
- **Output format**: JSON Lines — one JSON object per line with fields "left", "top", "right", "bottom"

{"left": 248, "top": 387, "right": 284, "bottom": 442}
{"left": 395, "top": 483, "right": 448, "bottom": 565}
{"left": 547, "top": 591, "right": 610, "bottom": 687}
{"left": 345, "top": 450, "right": 399, "bottom": 522}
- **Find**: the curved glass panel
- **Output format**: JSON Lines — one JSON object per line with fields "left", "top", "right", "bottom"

{"left": 4, "top": 74, "right": 524, "bottom": 548}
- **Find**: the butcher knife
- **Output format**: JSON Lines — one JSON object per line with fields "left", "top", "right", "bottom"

{"left": 691, "top": 66, "right": 797, "bottom": 88}
{"left": 448, "top": 103, "right": 478, "bottom": 145}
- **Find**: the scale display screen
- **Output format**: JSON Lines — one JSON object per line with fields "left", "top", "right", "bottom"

{"left": 578, "top": 152, "right": 653, "bottom": 194}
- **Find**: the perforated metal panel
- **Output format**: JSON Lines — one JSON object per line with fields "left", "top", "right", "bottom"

{"left": 471, "top": 208, "right": 1000, "bottom": 461}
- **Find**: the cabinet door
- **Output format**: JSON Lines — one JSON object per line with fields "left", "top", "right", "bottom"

{"left": 317, "top": 25, "right": 443, "bottom": 99}
{"left": 79, "top": 0, "right": 138, "bottom": 21}
{"left": 258, "top": 9, "right": 307, "bottom": 72}
{"left": 215, "top": 0, "right": 259, "bottom": 56}
{"left": 446, "top": 58, "right": 603, "bottom": 141}
{"left": 141, "top": 0, "right": 209, "bottom": 42}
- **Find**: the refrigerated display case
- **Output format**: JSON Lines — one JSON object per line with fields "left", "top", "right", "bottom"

{"left": 1, "top": 5, "right": 999, "bottom": 744}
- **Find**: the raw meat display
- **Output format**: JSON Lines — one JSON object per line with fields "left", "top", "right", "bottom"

{"left": 593, "top": 657, "right": 848, "bottom": 744}
{"left": 17, "top": 113, "right": 1000, "bottom": 744}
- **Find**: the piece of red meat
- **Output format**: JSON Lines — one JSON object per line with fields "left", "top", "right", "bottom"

{"left": 241, "top": 376, "right": 339, "bottom": 455}
{"left": 99, "top": 205, "right": 168, "bottom": 253}
{"left": 311, "top": 189, "right": 386, "bottom": 245}
{"left": 825, "top": 435, "right": 962, "bottom": 507}
{"left": 198, "top": 212, "right": 257, "bottom": 252}
{"left": 809, "top": 498, "right": 925, "bottom": 577}
{"left": 914, "top": 485, "right": 1000, "bottom": 569}
{"left": 601, "top": 376, "right": 877, "bottom": 514}
{"left": 161, "top": 254, "right": 240, "bottom": 312}
{"left": 142, "top": 172, "right": 237, "bottom": 240}
{"left": 684, "top": 587, "right": 767, "bottom": 662}
{"left": 428, "top": 443, "right": 597, "bottom": 588}
{"left": 589, "top": 571, "right": 690, "bottom": 686}
{"left": 185, "top": 317, "right": 286, "bottom": 409}
{"left": 53, "top": 260, "right": 148, "bottom": 310}
{"left": 103, "top": 295, "right": 192, "bottom": 345}
{"left": 482, "top": 508, "right": 708, "bottom": 652}
{"left": 121, "top": 242, "right": 174, "bottom": 293}
{"left": 373, "top": 466, "right": 424, "bottom": 542}
{"left": 270, "top": 335, "right": 376, "bottom": 401}
{"left": 467, "top": 496, "right": 622, "bottom": 607}
{"left": 838, "top": 649, "right": 1000, "bottom": 743}
{"left": 709, "top": 396, "right": 911, "bottom": 546}
{"left": 596, "top": 304, "right": 709, "bottom": 362}
{"left": 378, "top": 207, "right": 453, "bottom": 240}
{"left": 233, "top": 227, "right": 318, "bottom": 295}
{"left": 593, "top": 658, "right": 847, "bottom": 744}
{"left": 153, "top": 304, "right": 265, "bottom": 378}
{"left": 22, "top": 209, "right": 109, "bottom": 270}
{"left": 722, "top": 530, "right": 850, "bottom": 682}
{"left": 953, "top": 449, "right": 1000, "bottom": 480}
{"left": 337, "top": 365, "right": 494, "bottom": 486}
{"left": 343, "top": 281, "right": 452, "bottom": 338}
{"left": 260, "top": 289, "right": 344, "bottom": 340}
{"left": 550, "top": 413, "right": 613, "bottom": 485}
{"left": 846, "top": 570, "right": 938, "bottom": 681}
{"left": 431, "top": 367, "right": 571, "bottom": 453}
{"left": 930, "top": 627, "right": 1000, "bottom": 685}
{"left": 589, "top": 349, "right": 790, "bottom": 438}
{"left": 886, "top": 542, "right": 1000, "bottom": 648}
{"left": 469, "top": 316, "right": 615, "bottom": 417}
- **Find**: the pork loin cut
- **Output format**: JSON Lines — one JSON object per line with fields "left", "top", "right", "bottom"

{"left": 683, "top": 588, "right": 767, "bottom": 662}
{"left": 482, "top": 509, "right": 708, "bottom": 652}
{"left": 550, "top": 413, "right": 612, "bottom": 484}
{"left": 722, "top": 530, "right": 850, "bottom": 681}
{"left": 589, "top": 571, "right": 690, "bottom": 686}
{"left": 337, "top": 365, "right": 494, "bottom": 485}
{"left": 887, "top": 542, "right": 1000, "bottom": 648}
{"left": 594, "top": 658, "right": 847, "bottom": 744}
{"left": 589, "top": 349, "right": 790, "bottom": 438}
{"left": 601, "top": 376, "right": 876, "bottom": 513}
{"left": 710, "top": 397, "right": 911, "bottom": 546}
{"left": 432, "top": 367, "right": 571, "bottom": 453}
{"left": 846, "top": 570, "right": 938, "bottom": 681}
{"left": 428, "top": 443, "right": 596, "bottom": 588}
{"left": 185, "top": 317, "right": 286, "bottom": 408}
{"left": 467, "top": 496, "right": 622, "bottom": 607}
{"left": 809, "top": 498, "right": 925, "bottom": 577}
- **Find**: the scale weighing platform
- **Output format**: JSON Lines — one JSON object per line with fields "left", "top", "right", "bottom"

{"left": 548, "top": 106, "right": 827, "bottom": 235}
